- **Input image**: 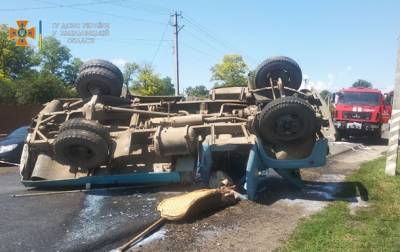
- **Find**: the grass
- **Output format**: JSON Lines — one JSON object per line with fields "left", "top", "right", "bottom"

{"left": 280, "top": 156, "right": 400, "bottom": 252}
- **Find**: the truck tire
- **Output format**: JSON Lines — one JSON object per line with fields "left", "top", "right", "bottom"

{"left": 372, "top": 128, "right": 382, "bottom": 141}
{"left": 54, "top": 129, "right": 109, "bottom": 169}
{"left": 75, "top": 67, "right": 123, "bottom": 98}
{"left": 258, "top": 96, "right": 317, "bottom": 144}
{"left": 80, "top": 59, "right": 124, "bottom": 83}
{"left": 251, "top": 56, "right": 302, "bottom": 90}
{"left": 59, "top": 118, "right": 111, "bottom": 146}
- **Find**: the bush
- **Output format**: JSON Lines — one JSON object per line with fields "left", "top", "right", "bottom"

{"left": 14, "top": 72, "right": 72, "bottom": 104}
{"left": 0, "top": 78, "right": 16, "bottom": 104}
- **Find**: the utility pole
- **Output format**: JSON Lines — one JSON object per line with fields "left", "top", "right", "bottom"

{"left": 171, "top": 11, "right": 183, "bottom": 96}
{"left": 385, "top": 40, "right": 400, "bottom": 176}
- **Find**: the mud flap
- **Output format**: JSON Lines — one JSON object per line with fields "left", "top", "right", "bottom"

{"left": 31, "top": 154, "right": 87, "bottom": 180}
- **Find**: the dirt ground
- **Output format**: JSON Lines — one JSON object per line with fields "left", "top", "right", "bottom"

{"left": 130, "top": 143, "right": 386, "bottom": 252}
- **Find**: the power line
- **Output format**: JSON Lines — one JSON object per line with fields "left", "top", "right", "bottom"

{"left": 0, "top": 0, "right": 126, "bottom": 11}
{"left": 180, "top": 42, "right": 220, "bottom": 60}
{"left": 183, "top": 28, "right": 227, "bottom": 56}
{"left": 183, "top": 16, "right": 232, "bottom": 50}
{"left": 32, "top": 0, "right": 166, "bottom": 25}
{"left": 100, "top": 37, "right": 172, "bottom": 42}
{"left": 150, "top": 22, "right": 169, "bottom": 67}
{"left": 70, "top": 6, "right": 166, "bottom": 25}
{"left": 94, "top": 37, "right": 171, "bottom": 46}
{"left": 109, "top": 1, "right": 172, "bottom": 15}
{"left": 182, "top": 15, "right": 258, "bottom": 64}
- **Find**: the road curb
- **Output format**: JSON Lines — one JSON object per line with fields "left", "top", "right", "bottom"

{"left": 328, "top": 142, "right": 363, "bottom": 158}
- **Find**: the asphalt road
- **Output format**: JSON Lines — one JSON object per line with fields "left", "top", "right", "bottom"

{"left": 0, "top": 139, "right": 385, "bottom": 251}
{"left": 0, "top": 168, "right": 184, "bottom": 251}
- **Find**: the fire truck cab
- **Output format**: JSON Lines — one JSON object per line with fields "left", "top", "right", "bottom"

{"left": 333, "top": 87, "right": 392, "bottom": 141}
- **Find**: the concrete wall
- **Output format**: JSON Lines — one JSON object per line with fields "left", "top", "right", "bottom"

{"left": 0, "top": 105, "right": 42, "bottom": 135}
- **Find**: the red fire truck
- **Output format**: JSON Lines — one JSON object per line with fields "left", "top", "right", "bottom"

{"left": 333, "top": 87, "right": 392, "bottom": 141}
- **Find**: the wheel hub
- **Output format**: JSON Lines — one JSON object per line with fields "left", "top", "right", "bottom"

{"left": 276, "top": 114, "right": 301, "bottom": 136}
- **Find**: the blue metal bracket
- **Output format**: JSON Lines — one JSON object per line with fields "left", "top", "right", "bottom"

{"left": 22, "top": 172, "right": 181, "bottom": 188}
{"left": 246, "top": 138, "right": 328, "bottom": 200}
{"left": 255, "top": 138, "right": 328, "bottom": 169}
{"left": 199, "top": 138, "right": 328, "bottom": 200}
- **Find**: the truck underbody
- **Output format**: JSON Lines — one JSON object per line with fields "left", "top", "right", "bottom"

{"left": 20, "top": 57, "right": 331, "bottom": 200}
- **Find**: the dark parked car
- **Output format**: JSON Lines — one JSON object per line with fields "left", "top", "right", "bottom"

{"left": 0, "top": 126, "right": 28, "bottom": 164}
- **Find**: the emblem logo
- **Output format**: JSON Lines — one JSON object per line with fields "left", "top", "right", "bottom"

{"left": 8, "top": 20, "right": 36, "bottom": 46}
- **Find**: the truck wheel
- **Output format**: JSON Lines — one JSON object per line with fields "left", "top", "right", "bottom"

{"left": 258, "top": 96, "right": 317, "bottom": 144}
{"left": 54, "top": 129, "right": 109, "bottom": 169}
{"left": 251, "top": 56, "right": 302, "bottom": 90}
{"left": 75, "top": 67, "right": 123, "bottom": 98}
{"left": 372, "top": 129, "right": 382, "bottom": 141}
{"left": 80, "top": 59, "right": 124, "bottom": 83}
{"left": 60, "top": 118, "right": 111, "bottom": 146}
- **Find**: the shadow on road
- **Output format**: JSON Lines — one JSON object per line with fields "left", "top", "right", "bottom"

{"left": 340, "top": 136, "right": 388, "bottom": 146}
{"left": 255, "top": 176, "right": 368, "bottom": 205}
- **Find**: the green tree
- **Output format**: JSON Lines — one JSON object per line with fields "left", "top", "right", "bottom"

{"left": 62, "top": 57, "right": 83, "bottom": 85}
{"left": 123, "top": 62, "right": 139, "bottom": 86}
{"left": 186, "top": 85, "right": 209, "bottom": 98}
{"left": 131, "top": 64, "right": 174, "bottom": 95}
{"left": 37, "top": 37, "right": 71, "bottom": 77}
{"left": 320, "top": 89, "right": 332, "bottom": 101}
{"left": 0, "top": 25, "right": 38, "bottom": 80}
{"left": 14, "top": 72, "right": 71, "bottom": 104}
{"left": 210, "top": 54, "right": 248, "bottom": 87}
{"left": 159, "top": 77, "right": 175, "bottom": 95}
{"left": 0, "top": 78, "right": 16, "bottom": 104}
{"left": 352, "top": 79, "right": 372, "bottom": 88}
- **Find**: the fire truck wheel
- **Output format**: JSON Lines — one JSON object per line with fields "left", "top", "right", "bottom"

{"left": 76, "top": 67, "right": 122, "bottom": 98}
{"left": 258, "top": 96, "right": 317, "bottom": 144}
{"left": 59, "top": 118, "right": 111, "bottom": 146}
{"left": 251, "top": 56, "right": 302, "bottom": 90}
{"left": 79, "top": 59, "right": 124, "bottom": 83}
{"left": 372, "top": 130, "right": 382, "bottom": 140}
{"left": 54, "top": 129, "right": 109, "bottom": 169}
{"left": 334, "top": 131, "right": 342, "bottom": 141}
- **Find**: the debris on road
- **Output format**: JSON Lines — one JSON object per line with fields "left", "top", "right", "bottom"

{"left": 116, "top": 187, "right": 240, "bottom": 251}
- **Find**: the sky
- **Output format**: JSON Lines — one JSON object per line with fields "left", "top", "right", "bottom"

{"left": 2, "top": 0, "right": 400, "bottom": 93}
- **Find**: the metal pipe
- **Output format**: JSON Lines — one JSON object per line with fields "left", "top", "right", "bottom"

{"left": 204, "top": 117, "right": 248, "bottom": 123}
{"left": 105, "top": 106, "right": 177, "bottom": 117}
{"left": 269, "top": 77, "right": 276, "bottom": 100}
{"left": 277, "top": 77, "right": 286, "bottom": 97}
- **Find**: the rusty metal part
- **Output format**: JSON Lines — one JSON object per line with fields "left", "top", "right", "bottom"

{"left": 39, "top": 100, "right": 62, "bottom": 115}
{"left": 269, "top": 77, "right": 277, "bottom": 99}
{"left": 154, "top": 126, "right": 197, "bottom": 157}
{"left": 150, "top": 114, "right": 204, "bottom": 127}
{"left": 218, "top": 103, "right": 247, "bottom": 116}
{"left": 104, "top": 105, "right": 178, "bottom": 117}
{"left": 277, "top": 77, "right": 286, "bottom": 97}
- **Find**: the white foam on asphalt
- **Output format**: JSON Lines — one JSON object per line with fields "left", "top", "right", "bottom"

{"left": 62, "top": 194, "right": 106, "bottom": 244}
{"left": 132, "top": 227, "right": 166, "bottom": 248}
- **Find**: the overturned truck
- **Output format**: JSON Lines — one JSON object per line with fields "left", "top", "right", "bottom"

{"left": 20, "top": 56, "right": 330, "bottom": 200}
